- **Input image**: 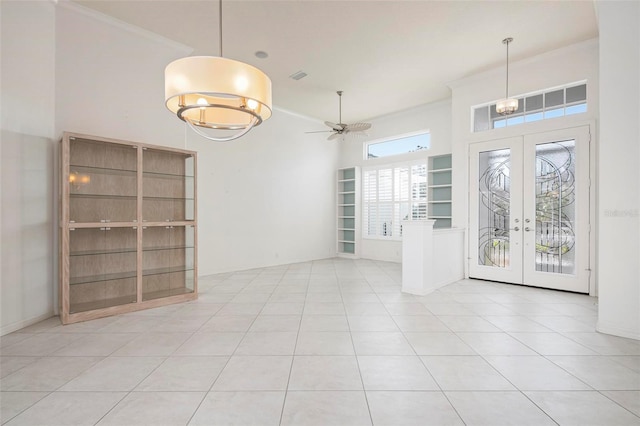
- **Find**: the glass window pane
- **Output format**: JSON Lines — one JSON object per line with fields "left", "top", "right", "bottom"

{"left": 544, "top": 108, "right": 564, "bottom": 119}
{"left": 367, "top": 133, "right": 430, "bottom": 159}
{"left": 378, "top": 169, "right": 392, "bottom": 201}
{"left": 506, "top": 115, "right": 525, "bottom": 126}
{"left": 379, "top": 204, "right": 393, "bottom": 237}
{"left": 545, "top": 90, "right": 564, "bottom": 108}
{"left": 525, "top": 112, "right": 544, "bottom": 122}
{"left": 411, "top": 164, "right": 427, "bottom": 201}
{"left": 514, "top": 98, "right": 524, "bottom": 114}
{"left": 394, "top": 167, "right": 409, "bottom": 201}
{"left": 490, "top": 104, "right": 500, "bottom": 119}
{"left": 363, "top": 171, "right": 376, "bottom": 202}
{"left": 474, "top": 106, "right": 490, "bottom": 132}
{"left": 565, "top": 103, "right": 587, "bottom": 115}
{"left": 473, "top": 83, "right": 588, "bottom": 133}
{"left": 395, "top": 203, "right": 409, "bottom": 236}
{"left": 364, "top": 204, "right": 376, "bottom": 237}
{"left": 566, "top": 84, "right": 586, "bottom": 103}
{"left": 412, "top": 203, "right": 427, "bottom": 220}
{"left": 525, "top": 94, "right": 543, "bottom": 112}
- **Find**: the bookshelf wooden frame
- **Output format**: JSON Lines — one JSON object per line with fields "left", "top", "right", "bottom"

{"left": 59, "top": 132, "right": 197, "bottom": 324}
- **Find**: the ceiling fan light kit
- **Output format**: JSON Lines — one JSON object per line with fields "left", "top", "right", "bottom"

{"left": 164, "top": 0, "right": 272, "bottom": 142}
{"left": 496, "top": 37, "right": 518, "bottom": 116}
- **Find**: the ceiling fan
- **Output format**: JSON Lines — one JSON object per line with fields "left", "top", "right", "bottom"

{"left": 306, "top": 91, "right": 372, "bottom": 141}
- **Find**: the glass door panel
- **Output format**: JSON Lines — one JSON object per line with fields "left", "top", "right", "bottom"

{"left": 69, "top": 138, "right": 137, "bottom": 223}
{"left": 142, "top": 149, "right": 195, "bottom": 222}
{"left": 534, "top": 140, "right": 576, "bottom": 274}
{"left": 478, "top": 148, "right": 511, "bottom": 268}
{"left": 523, "top": 126, "right": 590, "bottom": 293}
{"left": 469, "top": 137, "right": 523, "bottom": 284}
{"left": 142, "top": 225, "right": 195, "bottom": 301}
{"left": 68, "top": 227, "right": 137, "bottom": 313}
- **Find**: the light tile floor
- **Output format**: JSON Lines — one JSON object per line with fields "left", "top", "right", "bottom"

{"left": 1, "top": 258, "right": 640, "bottom": 425}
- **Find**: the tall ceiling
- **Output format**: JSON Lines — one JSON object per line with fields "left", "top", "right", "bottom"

{"left": 72, "top": 0, "right": 598, "bottom": 123}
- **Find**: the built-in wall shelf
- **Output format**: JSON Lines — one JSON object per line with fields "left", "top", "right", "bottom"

{"left": 336, "top": 167, "right": 360, "bottom": 257}
{"left": 428, "top": 154, "right": 452, "bottom": 229}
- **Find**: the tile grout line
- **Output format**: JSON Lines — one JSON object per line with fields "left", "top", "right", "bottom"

{"left": 178, "top": 271, "right": 268, "bottom": 425}
{"left": 278, "top": 263, "right": 310, "bottom": 426}
{"left": 341, "top": 259, "right": 374, "bottom": 426}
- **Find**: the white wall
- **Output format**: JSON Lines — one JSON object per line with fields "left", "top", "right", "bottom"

{"left": 55, "top": 3, "right": 191, "bottom": 145}
{"left": 190, "top": 109, "right": 338, "bottom": 275}
{"left": 55, "top": 3, "right": 339, "bottom": 276}
{"left": 338, "top": 100, "right": 452, "bottom": 263}
{"left": 1, "top": 1, "right": 57, "bottom": 334}
{"left": 595, "top": 1, "right": 640, "bottom": 340}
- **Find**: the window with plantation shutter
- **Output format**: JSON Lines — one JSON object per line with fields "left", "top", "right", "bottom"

{"left": 363, "top": 160, "right": 428, "bottom": 240}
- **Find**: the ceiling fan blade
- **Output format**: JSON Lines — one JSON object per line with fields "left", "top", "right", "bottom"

{"left": 350, "top": 131, "right": 369, "bottom": 138}
{"left": 305, "top": 130, "right": 332, "bottom": 134}
{"left": 324, "top": 121, "right": 343, "bottom": 131}
{"left": 327, "top": 132, "right": 341, "bottom": 141}
{"left": 345, "top": 122, "right": 372, "bottom": 132}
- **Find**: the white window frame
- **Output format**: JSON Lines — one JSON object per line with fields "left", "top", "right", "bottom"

{"left": 471, "top": 81, "right": 588, "bottom": 133}
{"left": 364, "top": 130, "right": 431, "bottom": 161}
{"left": 362, "top": 159, "right": 428, "bottom": 241}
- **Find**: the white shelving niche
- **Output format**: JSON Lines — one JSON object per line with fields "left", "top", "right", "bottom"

{"left": 427, "top": 154, "right": 452, "bottom": 229}
{"left": 336, "top": 167, "right": 360, "bottom": 257}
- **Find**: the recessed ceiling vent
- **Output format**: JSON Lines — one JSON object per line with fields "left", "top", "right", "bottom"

{"left": 289, "top": 70, "right": 308, "bottom": 81}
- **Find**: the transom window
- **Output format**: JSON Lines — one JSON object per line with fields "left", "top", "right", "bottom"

{"left": 363, "top": 161, "right": 428, "bottom": 240}
{"left": 473, "top": 82, "right": 587, "bottom": 132}
{"left": 366, "top": 131, "right": 430, "bottom": 159}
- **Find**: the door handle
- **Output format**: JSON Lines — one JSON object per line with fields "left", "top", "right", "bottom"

{"left": 510, "top": 226, "right": 520, "bottom": 232}
{"left": 525, "top": 227, "right": 532, "bottom": 232}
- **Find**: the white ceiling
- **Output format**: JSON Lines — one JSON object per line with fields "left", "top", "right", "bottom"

{"left": 72, "top": 0, "right": 598, "bottom": 123}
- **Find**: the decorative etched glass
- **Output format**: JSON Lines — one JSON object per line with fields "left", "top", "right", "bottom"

{"left": 478, "top": 149, "right": 511, "bottom": 268}
{"left": 535, "top": 140, "right": 576, "bottom": 275}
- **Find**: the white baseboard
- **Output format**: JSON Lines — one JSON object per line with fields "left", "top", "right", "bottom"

{"left": 1, "top": 312, "right": 56, "bottom": 336}
{"left": 596, "top": 320, "right": 640, "bottom": 341}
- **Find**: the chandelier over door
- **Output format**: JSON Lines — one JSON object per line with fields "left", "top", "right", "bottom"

{"left": 469, "top": 126, "right": 591, "bottom": 293}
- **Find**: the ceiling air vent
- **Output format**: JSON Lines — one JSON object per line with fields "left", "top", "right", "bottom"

{"left": 289, "top": 71, "right": 308, "bottom": 81}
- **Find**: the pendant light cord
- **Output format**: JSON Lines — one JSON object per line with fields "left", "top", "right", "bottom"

{"left": 219, "top": 0, "right": 223, "bottom": 57}
{"left": 503, "top": 37, "right": 513, "bottom": 99}
{"left": 505, "top": 40, "right": 509, "bottom": 98}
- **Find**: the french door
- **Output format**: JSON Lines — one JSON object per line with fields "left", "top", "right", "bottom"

{"left": 469, "top": 126, "right": 591, "bottom": 293}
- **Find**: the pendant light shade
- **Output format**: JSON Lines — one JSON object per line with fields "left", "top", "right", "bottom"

{"left": 165, "top": 57, "right": 272, "bottom": 137}
{"left": 496, "top": 37, "right": 518, "bottom": 116}
{"left": 164, "top": 1, "right": 272, "bottom": 141}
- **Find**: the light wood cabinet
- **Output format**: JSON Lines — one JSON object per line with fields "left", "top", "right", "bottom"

{"left": 60, "top": 132, "right": 197, "bottom": 324}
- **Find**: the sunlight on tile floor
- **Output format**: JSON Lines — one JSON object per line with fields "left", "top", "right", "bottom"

{"left": 1, "top": 258, "right": 639, "bottom": 425}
